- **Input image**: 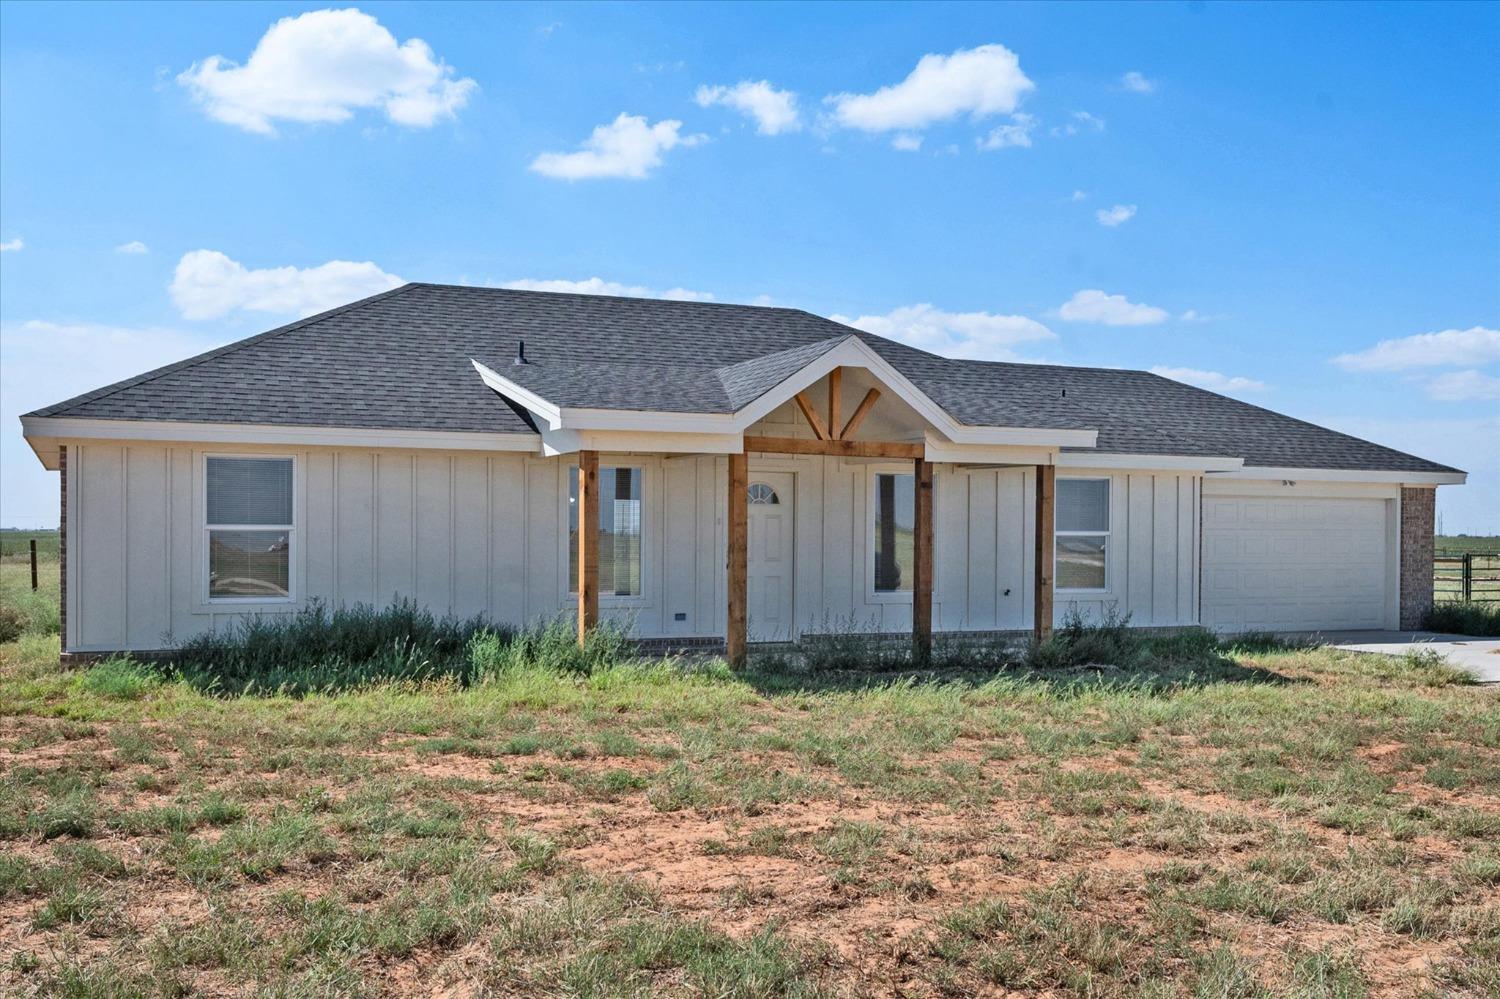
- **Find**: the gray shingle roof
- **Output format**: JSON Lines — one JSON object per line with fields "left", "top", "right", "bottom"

{"left": 26, "top": 282, "right": 1458, "bottom": 474}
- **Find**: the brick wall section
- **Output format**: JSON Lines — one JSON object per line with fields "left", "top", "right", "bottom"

{"left": 58, "top": 445, "right": 67, "bottom": 657}
{"left": 1400, "top": 486, "right": 1434, "bottom": 630}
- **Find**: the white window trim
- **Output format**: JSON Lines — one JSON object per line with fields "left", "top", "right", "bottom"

{"left": 1055, "top": 475, "right": 1111, "bottom": 594}
{"left": 864, "top": 464, "right": 922, "bottom": 604}
{"left": 201, "top": 452, "right": 298, "bottom": 606}
{"left": 560, "top": 459, "right": 651, "bottom": 609}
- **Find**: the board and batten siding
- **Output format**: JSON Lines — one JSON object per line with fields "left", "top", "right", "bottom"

{"left": 63, "top": 441, "right": 1202, "bottom": 652}
{"left": 64, "top": 443, "right": 728, "bottom": 652}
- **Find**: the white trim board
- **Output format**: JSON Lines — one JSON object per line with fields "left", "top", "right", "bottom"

{"left": 23, "top": 416, "right": 541, "bottom": 468}
{"left": 1208, "top": 466, "right": 1464, "bottom": 486}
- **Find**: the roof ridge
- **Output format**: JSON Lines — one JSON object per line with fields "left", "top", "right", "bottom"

{"left": 711, "top": 332, "right": 855, "bottom": 378}
{"left": 406, "top": 281, "right": 811, "bottom": 315}
{"left": 26, "top": 283, "right": 421, "bottom": 419}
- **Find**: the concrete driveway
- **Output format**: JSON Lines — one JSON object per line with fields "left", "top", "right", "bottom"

{"left": 1289, "top": 630, "right": 1500, "bottom": 683}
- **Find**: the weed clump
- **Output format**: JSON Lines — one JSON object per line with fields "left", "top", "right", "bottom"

{"left": 79, "top": 657, "right": 162, "bottom": 701}
{"left": 468, "top": 617, "right": 633, "bottom": 679}
{"left": 1424, "top": 602, "right": 1500, "bottom": 637}
{"left": 169, "top": 599, "right": 505, "bottom": 695}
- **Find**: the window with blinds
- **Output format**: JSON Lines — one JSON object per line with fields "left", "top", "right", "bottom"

{"left": 1056, "top": 477, "right": 1109, "bottom": 590}
{"left": 568, "top": 466, "right": 643, "bottom": 598}
{"left": 205, "top": 456, "right": 293, "bottom": 600}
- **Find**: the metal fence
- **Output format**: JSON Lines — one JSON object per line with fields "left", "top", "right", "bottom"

{"left": 1434, "top": 550, "right": 1500, "bottom": 604}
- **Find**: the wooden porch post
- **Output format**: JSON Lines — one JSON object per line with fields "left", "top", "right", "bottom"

{"left": 727, "top": 451, "right": 749, "bottom": 668}
{"left": 913, "top": 459, "right": 934, "bottom": 663}
{"left": 1034, "top": 464, "right": 1055, "bottom": 643}
{"left": 577, "top": 450, "right": 599, "bottom": 647}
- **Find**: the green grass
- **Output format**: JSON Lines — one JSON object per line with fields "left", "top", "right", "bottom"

{"left": 0, "top": 529, "right": 59, "bottom": 561}
{"left": 1, "top": 595, "right": 1496, "bottom": 995}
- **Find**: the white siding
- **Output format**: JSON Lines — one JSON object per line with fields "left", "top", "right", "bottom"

{"left": 64, "top": 441, "right": 1204, "bottom": 651}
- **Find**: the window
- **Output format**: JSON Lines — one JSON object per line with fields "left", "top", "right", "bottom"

{"left": 205, "top": 456, "right": 293, "bottom": 600}
{"left": 569, "top": 465, "right": 643, "bottom": 597}
{"left": 748, "top": 482, "right": 780, "bottom": 505}
{"left": 873, "top": 472, "right": 914, "bottom": 593}
{"left": 1056, "top": 477, "right": 1109, "bottom": 590}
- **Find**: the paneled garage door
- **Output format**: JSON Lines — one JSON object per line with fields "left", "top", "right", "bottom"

{"left": 1201, "top": 496, "right": 1391, "bottom": 632}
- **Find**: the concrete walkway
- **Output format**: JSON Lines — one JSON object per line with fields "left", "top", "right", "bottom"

{"left": 1287, "top": 630, "right": 1500, "bottom": 683}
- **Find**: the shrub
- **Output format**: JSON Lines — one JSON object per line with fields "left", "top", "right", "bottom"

{"left": 468, "top": 616, "right": 634, "bottom": 679}
{"left": 0, "top": 589, "right": 58, "bottom": 640}
{"left": 0, "top": 605, "right": 22, "bottom": 644}
{"left": 1424, "top": 602, "right": 1500, "bottom": 637}
{"left": 169, "top": 599, "right": 507, "bottom": 696}
{"left": 1024, "top": 609, "right": 1142, "bottom": 671}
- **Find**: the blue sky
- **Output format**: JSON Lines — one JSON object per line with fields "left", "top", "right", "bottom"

{"left": 2, "top": 0, "right": 1497, "bottom": 532}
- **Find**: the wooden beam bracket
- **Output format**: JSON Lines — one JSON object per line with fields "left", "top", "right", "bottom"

{"left": 828, "top": 367, "right": 843, "bottom": 440}
{"left": 793, "top": 392, "right": 831, "bottom": 441}
{"left": 840, "top": 388, "right": 881, "bottom": 441}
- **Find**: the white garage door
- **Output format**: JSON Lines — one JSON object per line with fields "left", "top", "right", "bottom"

{"left": 1202, "top": 495, "right": 1391, "bottom": 632}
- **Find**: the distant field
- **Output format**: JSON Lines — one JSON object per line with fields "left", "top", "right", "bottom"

{"left": 1436, "top": 535, "right": 1500, "bottom": 554}
{"left": 0, "top": 530, "right": 59, "bottom": 561}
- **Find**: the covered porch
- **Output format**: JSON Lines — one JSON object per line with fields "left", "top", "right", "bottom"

{"left": 568, "top": 364, "right": 1062, "bottom": 666}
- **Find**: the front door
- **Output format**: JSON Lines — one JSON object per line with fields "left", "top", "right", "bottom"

{"left": 747, "top": 472, "right": 795, "bottom": 641}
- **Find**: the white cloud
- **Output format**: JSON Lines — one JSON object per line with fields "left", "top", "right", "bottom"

{"left": 2, "top": 320, "right": 224, "bottom": 528}
{"left": 694, "top": 80, "right": 800, "bottom": 135}
{"left": 115, "top": 241, "right": 149, "bottom": 255}
{"left": 1096, "top": 204, "right": 1137, "bottom": 227}
{"left": 530, "top": 113, "right": 704, "bottom": 180}
{"left": 891, "top": 133, "right": 923, "bottom": 152}
{"left": 977, "top": 113, "right": 1035, "bottom": 150}
{"left": 830, "top": 303, "right": 1055, "bottom": 361}
{"left": 1121, "top": 71, "right": 1155, "bottom": 94}
{"left": 501, "top": 277, "right": 714, "bottom": 302}
{"left": 0, "top": 237, "right": 22, "bottom": 252}
{"left": 1070, "top": 189, "right": 1089, "bottom": 202}
{"left": 1332, "top": 326, "right": 1500, "bottom": 372}
{"left": 1422, "top": 369, "right": 1500, "bottom": 402}
{"left": 1051, "top": 110, "right": 1105, "bottom": 137}
{"left": 1057, "top": 289, "right": 1169, "bottom": 326}
{"left": 170, "top": 249, "right": 404, "bottom": 320}
{"left": 178, "top": 8, "right": 475, "bottom": 135}
{"left": 826, "top": 43, "right": 1033, "bottom": 132}
{"left": 1149, "top": 366, "right": 1268, "bottom": 394}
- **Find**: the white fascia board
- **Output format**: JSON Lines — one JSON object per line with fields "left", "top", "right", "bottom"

{"left": 1208, "top": 465, "right": 1467, "bottom": 485}
{"left": 1057, "top": 453, "right": 1245, "bottom": 472}
{"left": 21, "top": 416, "right": 541, "bottom": 459}
{"left": 922, "top": 437, "right": 1057, "bottom": 465}
{"left": 556, "top": 408, "right": 737, "bottom": 432}
{"left": 470, "top": 358, "right": 564, "bottom": 429}
{"left": 540, "top": 426, "right": 744, "bottom": 457}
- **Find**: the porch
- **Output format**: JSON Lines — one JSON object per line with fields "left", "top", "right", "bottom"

{"left": 571, "top": 366, "right": 1060, "bottom": 666}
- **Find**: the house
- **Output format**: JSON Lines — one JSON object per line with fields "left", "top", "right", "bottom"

{"left": 21, "top": 283, "right": 1466, "bottom": 664}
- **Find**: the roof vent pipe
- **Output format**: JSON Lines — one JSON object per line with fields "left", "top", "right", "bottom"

{"left": 514, "top": 339, "right": 528, "bottom": 366}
